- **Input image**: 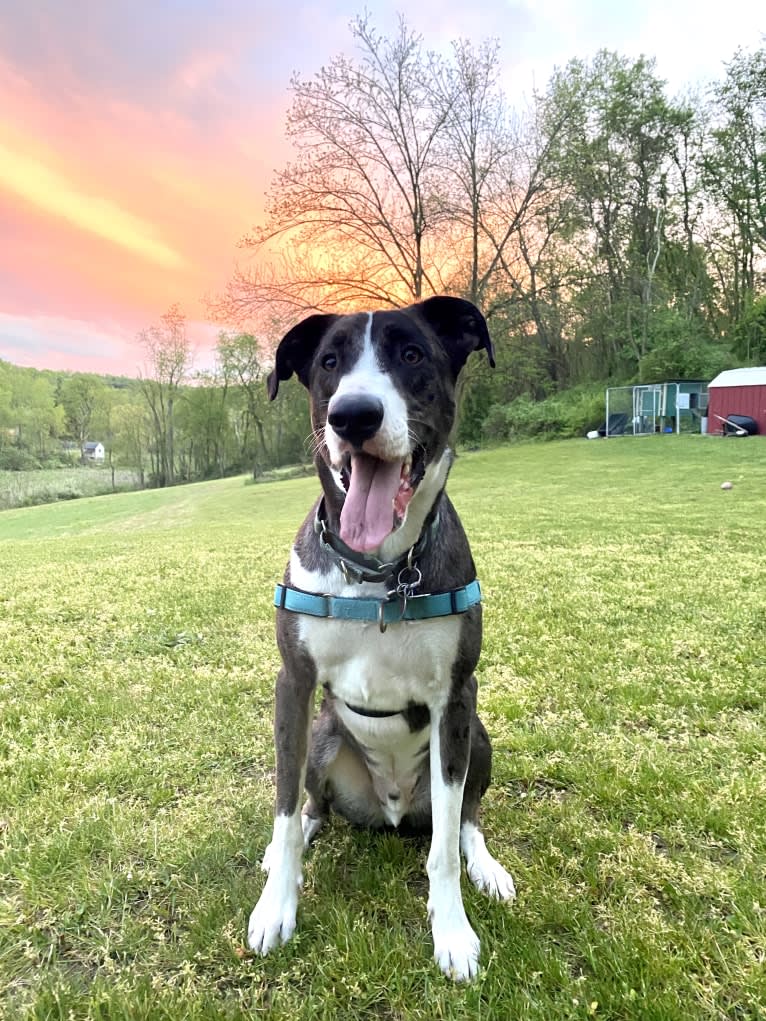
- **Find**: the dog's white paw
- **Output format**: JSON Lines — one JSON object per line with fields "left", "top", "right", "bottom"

{"left": 247, "top": 876, "right": 299, "bottom": 955}
{"left": 460, "top": 822, "right": 516, "bottom": 901}
{"left": 430, "top": 911, "right": 481, "bottom": 982}
{"left": 466, "top": 852, "right": 516, "bottom": 901}
{"left": 428, "top": 890, "right": 481, "bottom": 982}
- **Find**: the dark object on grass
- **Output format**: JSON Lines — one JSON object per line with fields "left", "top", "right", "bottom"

{"left": 598, "top": 413, "right": 628, "bottom": 437}
{"left": 720, "top": 414, "right": 758, "bottom": 437}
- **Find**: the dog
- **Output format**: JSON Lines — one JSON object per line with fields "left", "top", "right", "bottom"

{"left": 247, "top": 296, "right": 515, "bottom": 981}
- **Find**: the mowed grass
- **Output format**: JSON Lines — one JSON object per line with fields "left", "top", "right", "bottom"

{"left": 1, "top": 437, "right": 765, "bottom": 1020}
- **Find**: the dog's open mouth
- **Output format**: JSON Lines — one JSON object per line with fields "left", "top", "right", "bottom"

{"left": 338, "top": 448, "right": 425, "bottom": 553}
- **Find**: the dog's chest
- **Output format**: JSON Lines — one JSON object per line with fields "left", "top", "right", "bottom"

{"left": 290, "top": 552, "right": 461, "bottom": 711}
{"left": 298, "top": 612, "right": 461, "bottom": 710}
{"left": 335, "top": 702, "right": 430, "bottom": 824}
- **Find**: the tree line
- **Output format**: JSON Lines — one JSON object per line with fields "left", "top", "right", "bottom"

{"left": 0, "top": 310, "right": 310, "bottom": 485}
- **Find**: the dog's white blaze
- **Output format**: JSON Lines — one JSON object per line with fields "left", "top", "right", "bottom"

{"left": 325, "top": 312, "right": 410, "bottom": 465}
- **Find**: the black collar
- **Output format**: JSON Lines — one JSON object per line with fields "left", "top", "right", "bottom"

{"left": 313, "top": 497, "right": 440, "bottom": 586}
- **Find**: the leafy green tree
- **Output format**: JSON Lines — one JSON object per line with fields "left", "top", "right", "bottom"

{"left": 112, "top": 402, "right": 150, "bottom": 488}
{"left": 638, "top": 309, "right": 733, "bottom": 381}
{"left": 9, "top": 369, "right": 63, "bottom": 459}
{"left": 216, "top": 332, "right": 272, "bottom": 476}
{"left": 539, "top": 51, "right": 689, "bottom": 374}
{"left": 175, "top": 373, "right": 233, "bottom": 480}
{"left": 267, "top": 377, "right": 313, "bottom": 467}
{"left": 59, "top": 374, "right": 108, "bottom": 459}
{"left": 0, "top": 362, "right": 12, "bottom": 443}
{"left": 137, "top": 305, "right": 192, "bottom": 486}
{"left": 704, "top": 47, "right": 766, "bottom": 324}
{"left": 733, "top": 294, "right": 766, "bottom": 362}
{"left": 92, "top": 387, "right": 132, "bottom": 489}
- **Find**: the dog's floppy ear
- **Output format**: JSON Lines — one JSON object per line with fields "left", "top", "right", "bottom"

{"left": 266, "top": 313, "right": 339, "bottom": 400}
{"left": 411, "top": 296, "right": 495, "bottom": 378}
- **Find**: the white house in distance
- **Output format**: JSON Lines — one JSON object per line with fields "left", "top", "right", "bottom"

{"left": 83, "top": 441, "right": 106, "bottom": 461}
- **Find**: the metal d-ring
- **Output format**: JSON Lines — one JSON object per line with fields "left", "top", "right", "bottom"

{"left": 378, "top": 590, "right": 410, "bottom": 634}
{"left": 377, "top": 550, "right": 421, "bottom": 634}
{"left": 396, "top": 564, "right": 422, "bottom": 594}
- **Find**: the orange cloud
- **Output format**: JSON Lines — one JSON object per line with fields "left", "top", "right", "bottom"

{"left": 0, "top": 142, "right": 185, "bottom": 270}
{"left": 0, "top": 27, "right": 291, "bottom": 374}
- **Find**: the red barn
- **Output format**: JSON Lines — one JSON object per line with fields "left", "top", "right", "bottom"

{"left": 707, "top": 367, "right": 766, "bottom": 435}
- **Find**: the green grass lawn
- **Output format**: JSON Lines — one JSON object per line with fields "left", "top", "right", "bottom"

{"left": 1, "top": 437, "right": 765, "bottom": 1020}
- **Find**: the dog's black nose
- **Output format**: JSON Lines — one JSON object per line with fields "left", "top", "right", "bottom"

{"left": 328, "top": 394, "right": 384, "bottom": 445}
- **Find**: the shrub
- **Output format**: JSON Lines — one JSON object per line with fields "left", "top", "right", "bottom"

{"left": 39, "top": 451, "right": 82, "bottom": 469}
{"left": 482, "top": 387, "right": 605, "bottom": 443}
{"left": 482, "top": 404, "right": 512, "bottom": 442}
{"left": 734, "top": 294, "right": 766, "bottom": 363}
{"left": 504, "top": 395, "right": 562, "bottom": 437}
{"left": 559, "top": 388, "right": 607, "bottom": 435}
{"left": 639, "top": 310, "right": 734, "bottom": 382}
{"left": 0, "top": 449, "right": 41, "bottom": 471}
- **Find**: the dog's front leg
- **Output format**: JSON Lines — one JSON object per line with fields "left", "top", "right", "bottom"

{"left": 248, "top": 665, "right": 314, "bottom": 955}
{"left": 427, "top": 686, "right": 481, "bottom": 981}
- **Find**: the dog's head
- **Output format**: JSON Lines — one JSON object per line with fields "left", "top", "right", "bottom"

{"left": 267, "top": 296, "right": 495, "bottom": 554}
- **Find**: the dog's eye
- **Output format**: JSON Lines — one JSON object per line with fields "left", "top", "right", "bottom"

{"left": 321, "top": 353, "right": 338, "bottom": 371}
{"left": 401, "top": 345, "right": 423, "bottom": 365}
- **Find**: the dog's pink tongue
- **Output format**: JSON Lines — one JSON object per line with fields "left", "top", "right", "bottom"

{"left": 340, "top": 453, "right": 402, "bottom": 552}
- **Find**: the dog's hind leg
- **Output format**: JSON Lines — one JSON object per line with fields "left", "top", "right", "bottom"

{"left": 301, "top": 797, "right": 325, "bottom": 848}
{"left": 305, "top": 712, "right": 387, "bottom": 832}
{"left": 459, "top": 713, "right": 516, "bottom": 902}
{"left": 302, "top": 730, "right": 331, "bottom": 848}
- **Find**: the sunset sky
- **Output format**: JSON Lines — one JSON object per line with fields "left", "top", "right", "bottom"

{"left": 1, "top": 1, "right": 763, "bottom": 377}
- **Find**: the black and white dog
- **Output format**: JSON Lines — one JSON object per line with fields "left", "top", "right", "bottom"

{"left": 248, "top": 296, "right": 515, "bottom": 981}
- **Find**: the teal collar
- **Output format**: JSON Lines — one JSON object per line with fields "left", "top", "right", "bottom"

{"left": 274, "top": 579, "right": 482, "bottom": 633}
